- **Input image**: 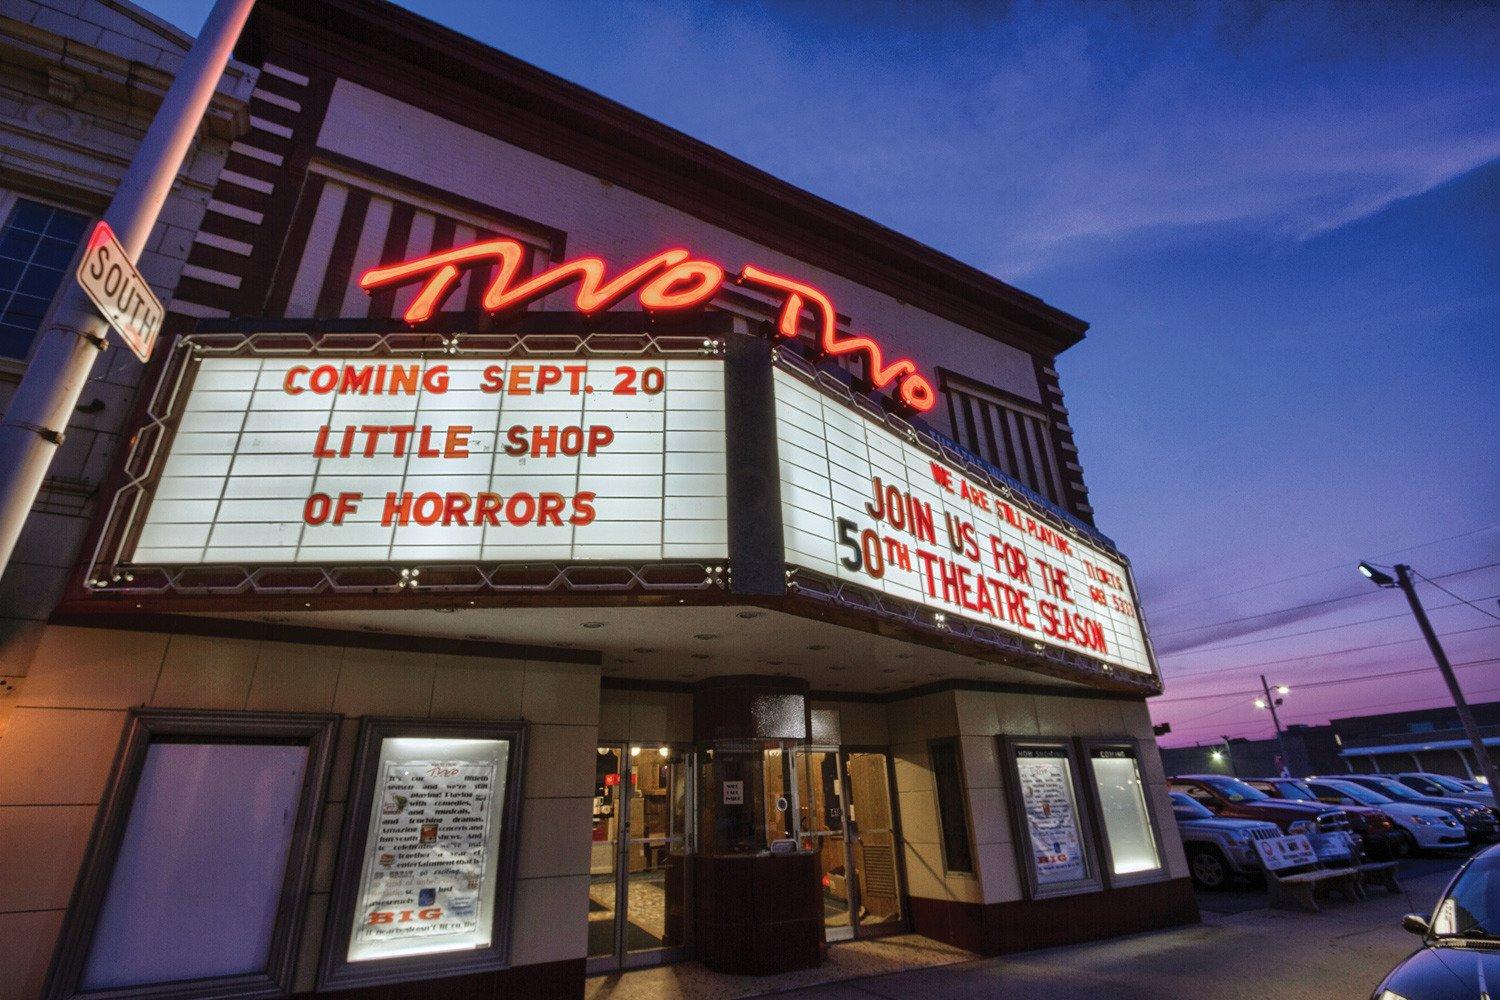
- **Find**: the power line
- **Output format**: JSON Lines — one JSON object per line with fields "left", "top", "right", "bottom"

{"left": 1150, "top": 524, "right": 1498, "bottom": 614}
{"left": 1162, "top": 622, "right": 1500, "bottom": 683}
{"left": 1151, "top": 657, "right": 1500, "bottom": 707}
{"left": 1167, "top": 593, "right": 1498, "bottom": 655}
{"left": 1150, "top": 559, "right": 1500, "bottom": 639}
{"left": 1414, "top": 569, "right": 1500, "bottom": 622}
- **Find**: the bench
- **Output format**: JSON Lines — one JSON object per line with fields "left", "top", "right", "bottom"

{"left": 1356, "top": 860, "right": 1402, "bottom": 897}
{"left": 1264, "top": 863, "right": 1362, "bottom": 913}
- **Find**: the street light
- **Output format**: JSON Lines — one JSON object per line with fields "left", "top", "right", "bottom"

{"left": 1254, "top": 675, "right": 1292, "bottom": 776}
{"left": 1359, "top": 561, "right": 1500, "bottom": 796}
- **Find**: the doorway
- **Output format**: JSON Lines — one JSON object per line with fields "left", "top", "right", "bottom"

{"left": 588, "top": 744, "right": 693, "bottom": 973}
{"left": 795, "top": 748, "right": 905, "bottom": 941}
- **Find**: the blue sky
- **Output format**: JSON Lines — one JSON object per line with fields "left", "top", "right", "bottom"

{"left": 144, "top": 0, "right": 1499, "bottom": 744}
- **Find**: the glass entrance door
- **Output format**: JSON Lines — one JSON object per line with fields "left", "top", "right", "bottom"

{"left": 588, "top": 744, "right": 692, "bottom": 973}
{"left": 795, "top": 749, "right": 905, "bottom": 942}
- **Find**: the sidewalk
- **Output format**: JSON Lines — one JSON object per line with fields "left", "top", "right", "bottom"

{"left": 589, "top": 861, "right": 1454, "bottom": 1000}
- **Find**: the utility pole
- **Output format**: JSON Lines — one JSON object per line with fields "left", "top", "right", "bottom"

{"left": 1260, "top": 675, "right": 1292, "bottom": 777}
{"left": 1393, "top": 564, "right": 1500, "bottom": 797}
{"left": 0, "top": 0, "right": 256, "bottom": 574}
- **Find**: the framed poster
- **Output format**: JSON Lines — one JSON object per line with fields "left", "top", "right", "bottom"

{"left": 1080, "top": 739, "right": 1166, "bottom": 887}
{"left": 320, "top": 718, "right": 526, "bottom": 991}
{"left": 1000, "top": 738, "right": 1101, "bottom": 899}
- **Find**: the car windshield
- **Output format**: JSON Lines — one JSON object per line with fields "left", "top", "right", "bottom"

{"left": 1366, "top": 778, "right": 1422, "bottom": 801}
{"left": 1205, "top": 777, "right": 1269, "bottom": 802}
{"left": 1276, "top": 781, "right": 1318, "bottom": 802}
{"left": 1325, "top": 781, "right": 1390, "bottom": 806}
{"left": 1170, "top": 792, "right": 1213, "bottom": 818}
{"left": 1419, "top": 774, "right": 1473, "bottom": 794}
{"left": 1431, "top": 853, "right": 1500, "bottom": 942}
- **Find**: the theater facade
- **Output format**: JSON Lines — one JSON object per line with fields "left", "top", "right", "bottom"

{"left": 0, "top": 1, "right": 1197, "bottom": 997}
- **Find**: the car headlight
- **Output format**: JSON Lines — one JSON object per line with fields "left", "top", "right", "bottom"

{"left": 1227, "top": 830, "right": 1251, "bottom": 844}
{"left": 1288, "top": 820, "right": 1315, "bottom": 835}
{"left": 1454, "top": 806, "right": 1481, "bottom": 819}
{"left": 1410, "top": 815, "right": 1436, "bottom": 826}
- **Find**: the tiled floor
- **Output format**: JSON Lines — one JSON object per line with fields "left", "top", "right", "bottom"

{"left": 585, "top": 934, "right": 976, "bottom": 1000}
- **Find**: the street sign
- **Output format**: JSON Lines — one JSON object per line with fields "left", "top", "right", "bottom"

{"left": 75, "top": 220, "right": 163, "bottom": 363}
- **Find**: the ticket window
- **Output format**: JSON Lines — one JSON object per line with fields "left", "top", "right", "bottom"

{"left": 697, "top": 741, "right": 796, "bottom": 855}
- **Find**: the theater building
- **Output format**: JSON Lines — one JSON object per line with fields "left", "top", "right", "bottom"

{"left": 0, "top": 1, "right": 1197, "bottom": 997}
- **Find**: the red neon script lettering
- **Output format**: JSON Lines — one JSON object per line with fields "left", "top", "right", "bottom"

{"left": 737, "top": 265, "right": 934, "bottom": 411}
{"left": 358, "top": 238, "right": 936, "bottom": 412}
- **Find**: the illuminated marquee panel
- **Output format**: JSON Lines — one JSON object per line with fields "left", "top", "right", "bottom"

{"left": 773, "top": 368, "right": 1151, "bottom": 674}
{"left": 129, "top": 356, "right": 727, "bottom": 565}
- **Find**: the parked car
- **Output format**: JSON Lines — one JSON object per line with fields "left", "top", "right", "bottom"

{"left": 1167, "top": 775, "right": 1359, "bottom": 866}
{"left": 1169, "top": 791, "right": 1282, "bottom": 891}
{"left": 1303, "top": 777, "right": 1468, "bottom": 854}
{"left": 1247, "top": 776, "right": 1405, "bottom": 860}
{"left": 1393, "top": 771, "right": 1498, "bottom": 808}
{"left": 1371, "top": 842, "right": 1500, "bottom": 1000}
{"left": 1321, "top": 774, "right": 1500, "bottom": 843}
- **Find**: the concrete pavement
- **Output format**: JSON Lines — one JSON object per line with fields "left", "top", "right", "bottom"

{"left": 762, "top": 859, "right": 1460, "bottom": 1000}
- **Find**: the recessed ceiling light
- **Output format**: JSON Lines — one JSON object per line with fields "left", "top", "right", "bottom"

{"left": 691, "top": 653, "right": 710, "bottom": 660}
{"left": 766, "top": 659, "right": 785, "bottom": 665}
{"left": 807, "top": 644, "right": 828, "bottom": 651}
{"left": 633, "top": 647, "right": 657, "bottom": 654}
{"left": 882, "top": 668, "right": 897, "bottom": 673}
{"left": 736, "top": 611, "right": 762, "bottom": 619}
{"left": 581, "top": 622, "right": 606, "bottom": 629}
{"left": 694, "top": 634, "right": 718, "bottom": 641}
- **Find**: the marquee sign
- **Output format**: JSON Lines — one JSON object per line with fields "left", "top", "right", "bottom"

{"left": 358, "top": 238, "right": 937, "bottom": 412}
{"left": 128, "top": 355, "right": 728, "bottom": 566}
{"left": 773, "top": 368, "right": 1151, "bottom": 674}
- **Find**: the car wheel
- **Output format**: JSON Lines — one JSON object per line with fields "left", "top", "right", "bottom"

{"left": 1187, "top": 846, "right": 1231, "bottom": 890}
{"left": 1394, "top": 830, "right": 1416, "bottom": 857}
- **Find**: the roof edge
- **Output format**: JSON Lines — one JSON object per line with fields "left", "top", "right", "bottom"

{"left": 247, "top": 0, "right": 1090, "bottom": 356}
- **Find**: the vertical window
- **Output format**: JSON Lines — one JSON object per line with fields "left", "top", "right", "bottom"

{"left": 320, "top": 718, "right": 527, "bottom": 991}
{"left": 928, "top": 739, "right": 974, "bottom": 874}
{"left": 0, "top": 197, "right": 90, "bottom": 359}
{"left": 1000, "top": 738, "right": 1101, "bottom": 898}
{"left": 46, "top": 710, "right": 335, "bottom": 1000}
{"left": 1084, "top": 743, "right": 1163, "bottom": 883}
{"left": 941, "top": 376, "right": 1067, "bottom": 505}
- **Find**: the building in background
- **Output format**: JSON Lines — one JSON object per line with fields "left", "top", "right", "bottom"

{"left": 0, "top": 1, "right": 1193, "bottom": 998}
{"left": 1160, "top": 701, "right": 1500, "bottom": 780}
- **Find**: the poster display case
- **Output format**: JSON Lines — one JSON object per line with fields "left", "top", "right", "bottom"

{"left": 1000, "top": 737, "right": 1102, "bottom": 899}
{"left": 1080, "top": 739, "right": 1166, "bottom": 886}
{"left": 319, "top": 718, "right": 526, "bottom": 991}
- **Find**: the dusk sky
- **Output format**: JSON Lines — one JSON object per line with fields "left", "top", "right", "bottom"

{"left": 144, "top": 0, "right": 1498, "bottom": 745}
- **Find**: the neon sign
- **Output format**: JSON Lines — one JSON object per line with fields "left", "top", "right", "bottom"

{"left": 359, "top": 238, "right": 936, "bottom": 411}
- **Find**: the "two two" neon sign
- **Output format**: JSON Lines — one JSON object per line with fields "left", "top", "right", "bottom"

{"left": 359, "top": 238, "right": 936, "bottom": 411}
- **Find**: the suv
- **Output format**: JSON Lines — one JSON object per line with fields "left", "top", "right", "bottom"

{"left": 1168, "top": 791, "right": 1282, "bottom": 890}
{"left": 1393, "top": 772, "right": 1497, "bottom": 808}
{"left": 1168, "top": 775, "right": 1359, "bottom": 866}
{"left": 1318, "top": 774, "right": 1500, "bottom": 843}
{"left": 1247, "top": 776, "right": 1404, "bottom": 860}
